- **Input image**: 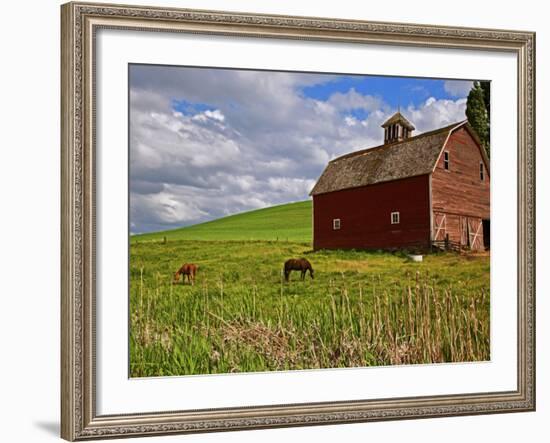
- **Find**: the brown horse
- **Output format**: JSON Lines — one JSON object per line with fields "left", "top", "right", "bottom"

{"left": 284, "top": 258, "right": 314, "bottom": 282}
{"left": 173, "top": 263, "right": 199, "bottom": 285}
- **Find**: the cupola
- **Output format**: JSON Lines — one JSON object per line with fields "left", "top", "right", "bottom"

{"left": 381, "top": 112, "right": 415, "bottom": 144}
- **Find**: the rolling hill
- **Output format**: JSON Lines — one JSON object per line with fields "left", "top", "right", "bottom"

{"left": 131, "top": 200, "right": 312, "bottom": 243}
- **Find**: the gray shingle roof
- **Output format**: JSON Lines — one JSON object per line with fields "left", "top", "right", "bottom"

{"left": 310, "top": 121, "right": 466, "bottom": 196}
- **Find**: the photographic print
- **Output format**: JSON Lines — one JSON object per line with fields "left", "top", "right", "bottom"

{"left": 129, "top": 64, "right": 491, "bottom": 377}
{"left": 61, "top": 5, "right": 535, "bottom": 439}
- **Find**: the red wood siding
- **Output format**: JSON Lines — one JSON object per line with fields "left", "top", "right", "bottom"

{"left": 431, "top": 127, "right": 490, "bottom": 249}
{"left": 432, "top": 127, "right": 490, "bottom": 219}
{"left": 313, "top": 175, "right": 430, "bottom": 250}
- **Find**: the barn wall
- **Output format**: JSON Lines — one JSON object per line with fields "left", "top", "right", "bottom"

{"left": 431, "top": 127, "right": 490, "bottom": 220}
{"left": 313, "top": 175, "right": 431, "bottom": 250}
{"left": 431, "top": 127, "right": 490, "bottom": 250}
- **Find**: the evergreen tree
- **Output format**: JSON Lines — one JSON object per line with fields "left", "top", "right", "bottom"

{"left": 480, "top": 81, "right": 490, "bottom": 118}
{"left": 466, "top": 81, "right": 490, "bottom": 157}
{"left": 480, "top": 81, "right": 490, "bottom": 149}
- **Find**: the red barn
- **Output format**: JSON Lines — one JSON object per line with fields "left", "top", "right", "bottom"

{"left": 310, "top": 112, "right": 490, "bottom": 251}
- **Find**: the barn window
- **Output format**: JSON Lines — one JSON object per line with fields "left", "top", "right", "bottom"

{"left": 391, "top": 212, "right": 400, "bottom": 224}
{"left": 480, "top": 162, "right": 485, "bottom": 181}
{"left": 333, "top": 218, "right": 341, "bottom": 230}
{"left": 444, "top": 151, "right": 450, "bottom": 170}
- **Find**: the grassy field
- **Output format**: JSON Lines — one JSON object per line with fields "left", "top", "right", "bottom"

{"left": 129, "top": 202, "right": 490, "bottom": 377}
{"left": 132, "top": 200, "right": 312, "bottom": 242}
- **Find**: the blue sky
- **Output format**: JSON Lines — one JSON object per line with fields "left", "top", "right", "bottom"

{"left": 301, "top": 76, "right": 461, "bottom": 108}
{"left": 173, "top": 75, "right": 460, "bottom": 114}
{"left": 129, "top": 66, "right": 474, "bottom": 233}
{"left": 172, "top": 100, "right": 216, "bottom": 115}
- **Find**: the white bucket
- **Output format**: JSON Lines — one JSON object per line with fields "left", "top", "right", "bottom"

{"left": 408, "top": 254, "right": 423, "bottom": 262}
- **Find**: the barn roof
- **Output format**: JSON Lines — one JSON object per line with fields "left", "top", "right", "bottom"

{"left": 310, "top": 121, "right": 468, "bottom": 196}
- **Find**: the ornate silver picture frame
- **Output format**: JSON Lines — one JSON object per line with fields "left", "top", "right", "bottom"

{"left": 61, "top": 2, "right": 535, "bottom": 440}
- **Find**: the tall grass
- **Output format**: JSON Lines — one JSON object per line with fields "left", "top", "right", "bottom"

{"left": 129, "top": 240, "right": 489, "bottom": 377}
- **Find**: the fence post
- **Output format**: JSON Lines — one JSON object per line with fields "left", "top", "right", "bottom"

{"left": 445, "top": 234, "right": 449, "bottom": 250}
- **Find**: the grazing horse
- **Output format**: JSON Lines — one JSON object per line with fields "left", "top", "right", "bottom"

{"left": 284, "top": 258, "right": 314, "bottom": 282}
{"left": 173, "top": 263, "right": 199, "bottom": 285}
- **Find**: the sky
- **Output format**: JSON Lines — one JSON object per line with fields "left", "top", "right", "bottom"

{"left": 129, "top": 65, "right": 475, "bottom": 234}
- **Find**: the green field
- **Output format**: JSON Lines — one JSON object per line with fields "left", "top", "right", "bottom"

{"left": 132, "top": 200, "right": 312, "bottom": 242}
{"left": 130, "top": 202, "right": 490, "bottom": 377}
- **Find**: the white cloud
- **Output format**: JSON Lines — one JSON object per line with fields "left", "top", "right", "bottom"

{"left": 327, "top": 88, "right": 382, "bottom": 112}
{"left": 268, "top": 177, "right": 317, "bottom": 196}
{"left": 129, "top": 66, "right": 469, "bottom": 232}
{"left": 443, "top": 80, "right": 473, "bottom": 97}
{"left": 344, "top": 116, "right": 357, "bottom": 126}
{"left": 406, "top": 97, "right": 467, "bottom": 133}
{"left": 131, "top": 191, "right": 209, "bottom": 227}
{"left": 192, "top": 109, "right": 225, "bottom": 123}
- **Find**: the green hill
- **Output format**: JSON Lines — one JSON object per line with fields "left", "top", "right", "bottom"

{"left": 131, "top": 200, "right": 312, "bottom": 243}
